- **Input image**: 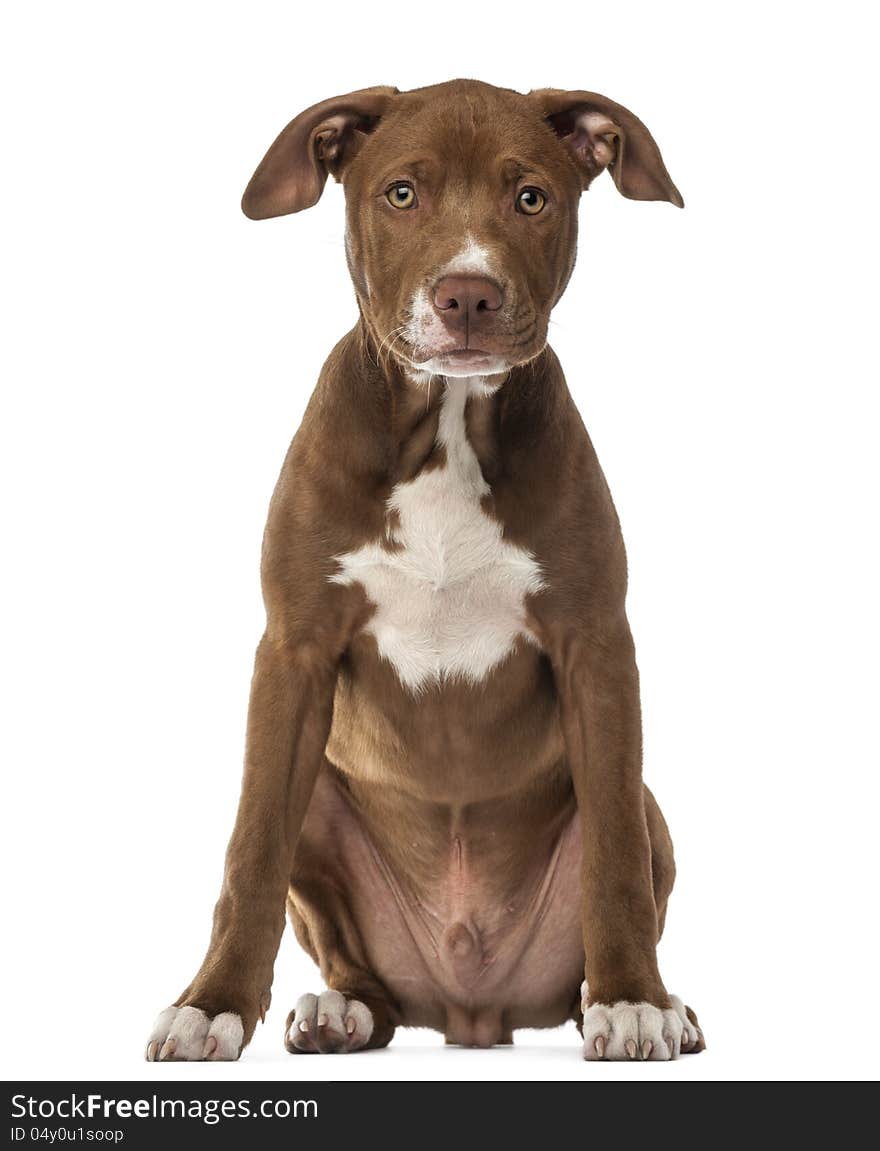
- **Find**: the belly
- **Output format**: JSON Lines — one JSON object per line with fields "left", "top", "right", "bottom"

{"left": 293, "top": 766, "right": 584, "bottom": 1046}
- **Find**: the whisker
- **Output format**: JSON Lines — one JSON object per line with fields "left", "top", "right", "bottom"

{"left": 373, "top": 324, "right": 409, "bottom": 374}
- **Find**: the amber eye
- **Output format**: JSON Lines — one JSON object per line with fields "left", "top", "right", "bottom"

{"left": 386, "top": 182, "right": 417, "bottom": 209}
{"left": 516, "top": 187, "right": 547, "bottom": 215}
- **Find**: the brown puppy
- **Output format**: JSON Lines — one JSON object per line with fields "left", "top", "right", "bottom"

{"left": 145, "top": 79, "right": 704, "bottom": 1063}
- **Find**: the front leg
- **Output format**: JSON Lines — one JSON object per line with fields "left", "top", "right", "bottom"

{"left": 553, "top": 625, "right": 684, "bottom": 1061}
{"left": 146, "top": 636, "right": 337, "bottom": 1061}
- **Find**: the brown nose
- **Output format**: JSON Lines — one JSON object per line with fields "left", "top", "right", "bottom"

{"left": 432, "top": 275, "right": 504, "bottom": 334}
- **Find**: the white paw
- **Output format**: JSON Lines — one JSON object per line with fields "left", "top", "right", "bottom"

{"left": 145, "top": 1005, "right": 244, "bottom": 1062}
{"left": 582, "top": 999, "right": 684, "bottom": 1062}
{"left": 285, "top": 990, "right": 374, "bottom": 1054}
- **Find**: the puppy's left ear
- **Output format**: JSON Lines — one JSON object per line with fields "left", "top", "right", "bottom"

{"left": 242, "top": 86, "right": 398, "bottom": 220}
{"left": 529, "top": 89, "right": 683, "bottom": 208}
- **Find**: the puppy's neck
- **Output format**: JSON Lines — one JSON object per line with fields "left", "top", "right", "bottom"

{"left": 345, "top": 320, "right": 554, "bottom": 490}
{"left": 390, "top": 376, "right": 503, "bottom": 489}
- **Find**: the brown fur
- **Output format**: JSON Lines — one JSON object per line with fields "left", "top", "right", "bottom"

{"left": 156, "top": 79, "right": 703, "bottom": 1059}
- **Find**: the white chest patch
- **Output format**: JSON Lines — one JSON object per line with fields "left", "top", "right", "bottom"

{"left": 330, "top": 379, "right": 545, "bottom": 692}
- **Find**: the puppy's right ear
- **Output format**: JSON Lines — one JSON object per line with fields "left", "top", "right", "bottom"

{"left": 241, "top": 86, "right": 398, "bottom": 220}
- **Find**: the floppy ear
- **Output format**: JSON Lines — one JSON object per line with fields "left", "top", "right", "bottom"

{"left": 241, "top": 86, "right": 398, "bottom": 220}
{"left": 529, "top": 89, "right": 683, "bottom": 208}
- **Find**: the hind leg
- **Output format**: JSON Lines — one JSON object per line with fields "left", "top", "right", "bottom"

{"left": 577, "top": 785, "right": 705, "bottom": 1058}
{"left": 282, "top": 765, "right": 399, "bottom": 1054}
{"left": 284, "top": 873, "right": 398, "bottom": 1054}
{"left": 645, "top": 785, "right": 675, "bottom": 938}
{"left": 644, "top": 786, "right": 705, "bottom": 1052}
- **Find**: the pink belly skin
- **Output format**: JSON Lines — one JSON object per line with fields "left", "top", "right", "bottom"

{"left": 293, "top": 770, "right": 585, "bottom": 1047}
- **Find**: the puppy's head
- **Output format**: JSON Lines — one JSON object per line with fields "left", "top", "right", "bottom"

{"left": 243, "top": 80, "right": 682, "bottom": 383}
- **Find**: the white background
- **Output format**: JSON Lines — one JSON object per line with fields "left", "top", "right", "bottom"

{"left": 2, "top": 1, "right": 878, "bottom": 1083}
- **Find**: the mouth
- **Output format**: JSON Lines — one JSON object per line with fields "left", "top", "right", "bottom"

{"left": 414, "top": 347, "right": 509, "bottom": 377}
